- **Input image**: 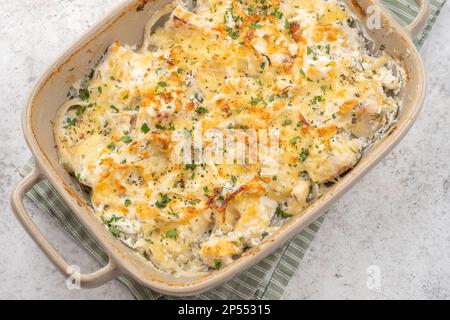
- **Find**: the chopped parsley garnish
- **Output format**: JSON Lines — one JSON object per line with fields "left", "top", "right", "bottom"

{"left": 271, "top": 9, "right": 283, "bottom": 19}
{"left": 107, "top": 142, "right": 116, "bottom": 150}
{"left": 184, "top": 164, "right": 197, "bottom": 171}
{"left": 156, "top": 123, "right": 175, "bottom": 131}
{"left": 251, "top": 97, "right": 263, "bottom": 106}
{"left": 299, "top": 148, "right": 310, "bottom": 163}
{"left": 141, "top": 123, "right": 150, "bottom": 134}
{"left": 158, "top": 81, "right": 168, "bottom": 87}
{"left": 214, "top": 259, "right": 223, "bottom": 270}
{"left": 225, "top": 27, "right": 240, "bottom": 40}
{"left": 290, "top": 136, "right": 300, "bottom": 145}
{"left": 102, "top": 215, "right": 122, "bottom": 237}
{"left": 110, "top": 105, "right": 120, "bottom": 113}
{"left": 166, "top": 229, "right": 178, "bottom": 239}
{"left": 64, "top": 117, "right": 77, "bottom": 128}
{"left": 249, "top": 22, "right": 262, "bottom": 29}
{"left": 79, "top": 88, "right": 90, "bottom": 101}
{"left": 75, "top": 105, "right": 87, "bottom": 117}
{"left": 103, "top": 215, "right": 122, "bottom": 224}
{"left": 195, "top": 107, "right": 209, "bottom": 114}
{"left": 321, "top": 85, "right": 331, "bottom": 94}
{"left": 283, "top": 119, "right": 293, "bottom": 126}
{"left": 109, "top": 225, "right": 121, "bottom": 237}
{"left": 124, "top": 199, "right": 132, "bottom": 207}
{"left": 155, "top": 193, "right": 171, "bottom": 209}
{"left": 276, "top": 206, "right": 293, "bottom": 219}
{"left": 189, "top": 199, "right": 201, "bottom": 205}
{"left": 284, "top": 19, "right": 290, "bottom": 29}
{"left": 231, "top": 175, "right": 238, "bottom": 186}
{"left": 312, "top": 96, "right": 324, "bottom": 104}
{"left": 120, "top": 134, "right": 132, "bottom": 144}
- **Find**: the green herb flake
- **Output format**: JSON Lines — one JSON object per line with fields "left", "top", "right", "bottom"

{"left": 299, "top": 148, "right": 310, "bottom": 163}
{"left": 276, "top": 206, "right": 293, "bottom": 219}
{"left": 271, "top": 9, "right": 283, "bottom": 19}
{"left": 107, "top": 142, "right": 116, "bottom": 150}
{"left": 312, "top": 96, "right": 324, "bottom": 104}
{"left": 156, "top": 123, "right": 175, "bottom": 131}
{"left": 120, "top": 134, "right": 133, "bottom": 144}
{"left": 189, "top": 199, "right": 201, "bottom": 205}
{"left": 290, "top": 136, "right": 300, "bottom": 145}
{"left": 141, "top": 123, "right": 150, "bottom": 134}
{"left": 185, "top": 164, "right": 197, "bottom": 171}
{"left": 249, "top": 22, "right": 262, "bottom": 29}
{"left": 166, "top": 229, "right": 178, "bottom": 239}
{"left": 79, "top": 88, "right": 90, "bottom": 101}
{"left": 195, "top": 107, "right": 209, "bottom": 114}
{"left": 64, "top": 117, "right": 77, "bottom": 128}
{"left": 109, "top": 225, "right": 121, "bottom": 237}
{"left": 214, "top": 259, "right": 223, "bottom": 270}
{"left": 74, "top": 105, "right": 86, "bottom": 117}
{"left": 251, "top": 97, "right": 263, "bottom": 106}
{"left": 225, "top": 27, "right": 240, "bottom": 40}
{"left": 156, "top": 193, "right": 171, "bottom": 209}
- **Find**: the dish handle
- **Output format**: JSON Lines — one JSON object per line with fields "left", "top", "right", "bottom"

{"left": 404, "top": 0, "right": 431, "bottom": 39}
{"left": 11, "top": 163, "right": 119, "bottom": 288}
{"left": 381, "top": 0, "right": 430, "bottom": 39}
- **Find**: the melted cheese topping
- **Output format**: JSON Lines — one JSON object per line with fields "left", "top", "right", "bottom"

{"left": 54, "top": 0, "right": 404, "bottom": 276}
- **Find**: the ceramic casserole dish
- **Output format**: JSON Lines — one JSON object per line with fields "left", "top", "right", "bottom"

{"left": 11, "top": 0, "right": 430, "bottom": 296}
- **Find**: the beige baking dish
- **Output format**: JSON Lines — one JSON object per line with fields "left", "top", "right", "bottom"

{"left": 11, "top": 0, "right": 429, "bottom": 296}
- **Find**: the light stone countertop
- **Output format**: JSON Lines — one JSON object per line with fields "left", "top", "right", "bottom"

{"left": 0, "top": 0, "right": 448, "bottom": 300}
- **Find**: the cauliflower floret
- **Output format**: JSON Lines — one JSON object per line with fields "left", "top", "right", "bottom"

{"left": 305, "top": 135, "right": 362, "bottom": 183}
{"left": 291, "top": 180, "right": 310, "bottom": 206}
{"left": 374, "top": 66, "right": 402, "bottom": 92}
{"left": 199, "top": 235, "right": 243, "bottom": 268}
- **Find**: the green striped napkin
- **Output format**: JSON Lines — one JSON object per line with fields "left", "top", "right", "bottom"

{"left": 20, "top": 0, "right": 446, "bottom": 300}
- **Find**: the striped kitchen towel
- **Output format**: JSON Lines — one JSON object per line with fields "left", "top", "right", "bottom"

{"left": 20, "top": 0, "right": 446, "bottom": 300}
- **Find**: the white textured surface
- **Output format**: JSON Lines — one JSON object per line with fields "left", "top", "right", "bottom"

{"left": 0, "top": 0, "right": 448, "bottom": 300}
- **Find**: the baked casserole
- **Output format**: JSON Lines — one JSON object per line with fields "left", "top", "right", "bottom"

{"left": 54, "top": 0, "right": 405, "bottom": 276}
